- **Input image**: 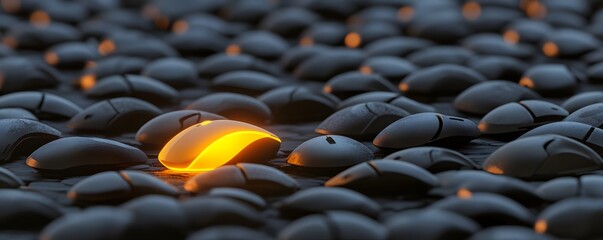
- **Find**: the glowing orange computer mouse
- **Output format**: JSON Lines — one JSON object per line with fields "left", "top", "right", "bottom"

{"left": 158, "top": 120, "right": 281, "bottom": 172}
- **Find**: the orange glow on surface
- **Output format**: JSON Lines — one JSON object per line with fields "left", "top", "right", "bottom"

{"left": 44, "top": 52, "right": 59, "bottom": 65}
{"left": 172, "top": 20, "right": 188, "bottom": 33}
{"left": 398, "top": 6, "right": 414, "bottom": 22}
{"left": 478, "top": 122, "right": 487, "bottom": 132}
{"left": 158, "top": 120, "right": 281, "bottom": 172}
{"left": 80, "top": 74, "right": 96, "bottom": 90}
{"left": 463, "top": 2, "right": 481, "bottom": 20}
{"left": 399, "top": 82, "right": 409, "bottom": 92}
{"left": 360, "top": 66, "right": 373, "bottom": 75}
{"left": 486, "top": 165, "right": 504, "bottom": 174}
{"left": 299, "top": 36, "right": 314, "bottom": 46}
{"left": 345, "top": 32, "right": 361, "bottom": 48}
{"left": 525, "top": 0, "right": 546, "bottom": 19}
{"left": 1, "top": 0, "right": 20, "bottom": 13}
{"left": 503, "top": 30, "right": 520, "bottom": 44}
{"left": 226, "top": 44, "right": 241, "bottom": 56}
{"left": 535, "top": 219, "right": 548, "bottom": 233}
{"left": 30, "top": 11, "right": 50, "bottom": 27}
{"left": 85, "top": 61, "right": 96, "bottom": 69}
{"left": 142, "top": 5, "right": 160, "bottom": 19}
{"left": 98, "top": 39, "right": 116, "bottom": 56}
{"left": 457, "top": 188, "right": 472, "bottom": 199}
{"left": 323, "top": 85, "right": 332, "bottom": 93}
{"left": 542, "top": 41, "right": 558, "bottom": 57}
{"left": 519, "top": 77, "right": 535, "bottom": 88}
{"left": 2, "top": 36, "right": 17, "bottom": 49}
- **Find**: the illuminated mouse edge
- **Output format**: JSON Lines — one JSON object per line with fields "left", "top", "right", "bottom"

{"left": 158, "top": 130, "right": 281, "bottom": 172}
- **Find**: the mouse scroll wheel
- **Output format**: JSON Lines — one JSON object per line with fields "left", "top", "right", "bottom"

{"left": 325, "top": 136, "right": 336, "bottom": 144}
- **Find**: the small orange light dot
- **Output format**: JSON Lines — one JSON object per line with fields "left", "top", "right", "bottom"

{"left": 2, "top": 36, "right": 17, "bottom": 49}
{"left": 80, "top": 74, "right": 96, "bottom": 91}
{"left": 463, "top": 1, "right": 481, "bottom": 20}
{"left": 486, "top": 165, "right": 504, "bottom": 174}
{"left": 299, "top": 36, "right": 314, "bottom": 46}
{"left": 535, "top": 219, "right": 548, "bottom": 234}
{"left": 359, "top": 66, "right": 373, "bottom": 75}
{"left": 30, "top": 10, "right": 50, "bottom": 27}
{"left": 398, "top": 6, "right": 414, "bottom": 22}
{"left": 477, "top": 122, "right": 487, "bottom": 132}
{"left": 323, "top": 85, "right": 332, "bottom": 93}
{"left": 399, "top": 82, "right": 409, "bottom": 92}
{"left": 345, "top": 32, "right": 362, "bottom": 48}
{"left": 503, "top": 30, "right": 520, "bottom": 45}
{"left": 98, "top": 39, "right": 116, "bottom": 56}
{"left": 172, "top": 20, "right": 188, "bottom": 34}
{"left": 457, "top": 188, "right": 472, "bottom": 199}
{"left": 44, "top": 52, "right": 59, "bottom": 65}
{"left": 519, "top": 77, "right": 535, "bottom": 88}
{"left": 525, "top": 0, "right": 546, "bottom": 19}
{"left": 542, "top": 41, "right": 558, "bottom": 58}
{"left": 1, "top": 0, "right": 20, "bottom": 13}
{"left": 225, "top": 44, "right": 241, "bottom": 56}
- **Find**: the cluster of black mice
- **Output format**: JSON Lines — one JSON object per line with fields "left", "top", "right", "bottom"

{"left": 3, "top": 0, "right": 603, "bottom": 239}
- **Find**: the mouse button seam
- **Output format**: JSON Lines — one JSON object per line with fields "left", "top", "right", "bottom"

{"left": 36, "top": 93, "right": 46, "bottom": 113}
{"left": 367, "top": 161, "right": 381, "bottom": 176}
{"left": 584, "top": 127, "right": 596, "bottom": 142}
{"left": 117, "top": 171, "right": 135, "bottom": 192}
{"left": 518, "top": 102, "right": 537, "bottom": 120}
{"left": 323, "top": 215, "right": 341, "bottom": 240}
{"left": 121, "top": 75, "right": 134, "bottom": 93}
{"left": 236, "top": 164, "right": 250, "bottom": 182}
{"left": 431, "top": 114, "right": 444, "bottom": 140}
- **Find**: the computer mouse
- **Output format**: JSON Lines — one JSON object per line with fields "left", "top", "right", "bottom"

{"left": 469, "top": 226, "right": 553, "bottom": 240}
{"left": 454, "top": 81, "right": 540, "bottom": 115}
{"left": 40, "top": 207, "right": 133, "bottom": 240}
{"left": 478, "top": 100, "right": 568, "bottom": 134}
{"left": 464, "top": 5, "right": 523, "bottom": 32}
{"left": 384, "top": 147, "right": 479, "bottom": 173}
{"left": 503, "top": 19, "right": 553, "bottom": 45}
{"left": 81, "top": 56, "right": 148, "bottom": 82}
{"left": 186, "top": 93, "right": 271, "bottom": 125}
{"left": 433, "top": 170, "right": 541, "bottom": 206}
{"left": 258, "top": 86, "right": 339, "bottom": 123}
{"left": 142, "top": 58, "right": 197, "bottom": 88}
{"left": 212, "top": 70, "right": 283, "bottom": 96}
{"left": 564, "top": 103, "right": 603, "bottom": 128}
{"left": 535, "top": 198, "right": 603, "bottom": 239}
{"left": 294, "top": 48, "right": 365, "bottom": 81}
{"left": 181, "top": 196, "right": 263, "bottom": 230}
{"left": 0, "top": 189, "right": 64, "bottom": 230}
{"left": 586, "top": 62, "right": 603, "bottom": 83}
{"left": 86, "top": 74, "right": 178, "bottom": 104}
{"left": 98, "top": 33, "right": 177, "bottom": 60}
{"left": 0, "top": 167, "right": 23, "bottom": 188}
{"left": 135, "top": 110, "right": 225, "bottom": 147}
{"left": 0, "top": 57, "right": 60, "bottom": 93}
{"left": 407, "top": 46, "right": 474, "bottom": 67}
{"left": 561, "top": 91, "right": 603, "bottom": 113}
{"left": 359, "top": 56, "right": 417, "bottom": 82}
{"left": 184, "top": 163, "right": 300, "bottom": 196}
{"left": 462, "top": 33, "right": 533, "bottom": 59}
{"left": 316, "top": 103, "right": 409, "bottom": 139}
{"left": 337, "top": 92, "right": 436, "bottom": 113}
{"left": 407, "top": 12, "right": 471, "bottom": 44}
{"left": 299, "top": 22, "right": 347, "bottom": 46}
{"left": 188, "top": 226, "right": 272, "bottom": 240}
{"left": 287, "top": 135, "right": 374, "bottom": 168}
{"left": 229, "top": 31, "right": 288, "bottom": 60}
{"left": 399, "top": 64, "right": 487, "bottom": 96}
{"left": 279, "top": 45, "right": 330, "bottom": 71}
{"left": 365, "top": 36, "right": 433, "bottom": 58}
{"left": 483, "top": 135, "right": 603, "bottom": 180}
{"left": 206, "top": 188, "right": 266, "bottom": 210}
{"left": 44, "top": 42, "right": 98, "bottom": 69}
{"left": 429, "top": 193, "right": 534, "bottom": 227}
{"left": 323, "top": 71, "right": 399, "bottom": 99}
{"left": 221, "top": 1, "right": 275, "bottom": 23}
{"left": 0, "top": 108, "right": 37, "bottom": 120}
{"left": 385, "top": 209, "right": 479, "bottom": 240}
{"left": 373, "top": 113, "right": 480, "bottom": 149}
{"left": 325, "top": 159, "right": 439, "bottom": 195}
{"left": 260, "top": 7, "right": 320, "bottom": 38}
{"left": 0, "top": 119, "right": 61, "bottom": 162}
{"left": 0, "top": 91, "right": 82, "bottom": 120}
{"left": 158, "top": 120, "right": 280, "bottom": 171}
{"left": 26, "top": 137, "right": 147, "bottom": 175}
{"left": 519, "top": 122, "right": 603, "bottom": 155}
{"left": 467, "top": 56, "right": 526, "bottom": 81}
{"left": 519, "top": 64, "right": 578, "bottom": 95}
{"left": 68, "top": 170, "right": 179, "bottom": 205}
{"left": 537, "top": 175, "right": 603, "bottom": 202}
{"left": 541, "top": 29, "right": 599, "bottom": 58}
{"left": 344, "top": 22, "right": 401, "bottom": 48}
{"left": 4, "top": 22, "right": 80, "bottom": 50}
{"left": 120, "top": 195, "right": 188, "bottom": 240}
{"left": 198, "top": 53, "right": 276, "bottom": 78}
{"left": 277, "top": 187, "right": 380, "bottom": 218}
{"left": 68, "top": 97, "right": 162, "bottom": 134}
{"left": 165, "top": 28, "right": 228, "bottom": 57}
{"left": 278, "top": 212, "right": 386, "bottom": 240}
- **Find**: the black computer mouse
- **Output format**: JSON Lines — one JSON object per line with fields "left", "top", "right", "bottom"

{"left": 40, "top": 207, "right": 133, "bottom": 240}
{"left": 4, "top": 22, "right": 80, "bottom": 50}
{"left": 258, "top": 86, "right": 339, "bottom": 123}
{"left": 564, "top": 103, "right": 603, "bottom": 128}
{"left": 198, "top": 53, "right": 276, "bottom": 78}
{"left": 373, "top": 113, "right": 480, "bottom": 149}
{"left": 221, "top": 1, "right": 276, "bottom": 23}
{"left": 406, "top": 46, "right": 474, "bottom": 67}
{"left": 181, "top": 196, "right": 263, "bottom": 230}
{"left": 483, "top": 135, "right": 603, "bottom": 180}
{"left": 537, "top": 175, "right": 603, "bottom": 202}
{"left": 0, "top": 108, "right": 37, "bottom": 120}
{"left": 385, "top": 209, "right": 479, "bottom": 240}
{"left": 325, "top": 159, "right": 439, "bottom": 195}
{"left": 384, "top": 147, "right": 479, "bottom": 173}
{"left": 399, "top": 64, "right": 487, "bottom": 96}
{"left": 0, "top": 189, "right": 64, "bottom": 230}
{"left": 478, "top": 100, "right": 568, "bottom": 134}
{"left": 365, "top": 36, "right": 434, "bottom": 58}
{"left": 81, "top": 56, "right": 148, "bottom": 83}
{"left": 360, "top": 56, "right": 417, "bottom": 82}
{"left": 464, "top": 5, "right": 523, "bottom": 32}
{"left": 44, "top": 41, "right": 98, "bottom": 69}
{"left": 454, "top": 81, "right": 540, "bottom": 115}
{"left": 0, "top": 91, "right": 82, "bottom": 120}
{"left": 406, "top": 11, "right": 471, "bottom": 44}
{"left": 278, "top": 212, "right": 386, "bottom": 240}
{"left": 142, "top": 58, "right": 197, "bottom": 88}
{"left": 519, "top": 122, "right": 603, "bottom": 155}
{"left": 541, "top": 29, "right": 599, "bottom": 58}
{"left": 536, "top": 198, "right": 603, "bottom": 239}
{"left": 86, "top": 74, "right": 178, "bottom": 104}
{"left": 299, "top": 22, "right": 347, "bottom": 46}
{"left": 467, "top": 55, "right": 526, "bottom": 81}
{"left": 229, "top": 31, "right": 288, "bottom": 60}
{"left": 469, "top": 226, "right": 554, "bottom": 240}
{"left": 277, "top": 187, "right": 380, "bottom": 218}
{"left": 206, "top": 188, "right": 266, "bottom": 210}
{"left": 135, "top": 110, "right": 225, "bottom": 147}
{"left": 0, "top": 119, "right": 61, "bottom": 162}
{"left": 68, "top": 97, "right": 162, "bottom": 134}
{"left": 184, "top": 163, "right": 300, "bottom": 197}
{"left": 0, "top": 166, "right": 23, "bottom": 188}
{"left": 561, "top": 91, "right": 603, "bottom": 113}
{"left": 279, "top": 45, "right": 330, "bottom": 71}
{"left": 287, "top": 135, "right": 374, "bottom": 168}
{"left": 316, "top": 103, "right": 409, "bottom": 140}
{"left": 188, "top": 226, "right": 271, "bottom": 240}
{"left": 503, "top": 19, "right": 552, "bottom": 45}
{"left": 98, "top": 33, "right": 177, "bottom": 60}
{"left": 120, "top": 195, "right": 188, "bottom": 240}
{"left": 165, "top": 28, "right": 228, "bottom": 57}
{"left": 586, "top": 62, "right": 603, "bottom": 83}
{"left": 186, "top": 93, "right": 271, "bottom": 125}
{"left": 173, "top": 13, "right": 244, "bottom": 37}
{"left": 323, "top": 71, "right": 399, "bottom": 99}
{"left": 429, "top": 193, "right": 534, "bottom": 227}
{"left": 294, "top": 48, "right": 365, "bottom": 81}
{"left": 0, "top": 57, "right": 60, "bottom": 93}
{"left": 344, "top": 22, "right": 401, "bottom": 48}
{"left": 212, "top": 70, "right": 283, "bottom": 96}
{"left": 26, "top": 137, "right": 147, "bottom": 175}
{"left": 68, "top": 170, "right": 179, "bottom": 205}
{"left": 519, "top": 64, "right": 578, "bottom": 95}
{"left": 260, "top": 7, "right": 320, "bottom": 38}
{"left": 462, "top": 33, "right": 533, "bottom": 59}
{"left": 337, "top": 92, "right": 436, "bottom": 114}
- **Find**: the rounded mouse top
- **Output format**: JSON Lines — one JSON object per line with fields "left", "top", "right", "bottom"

{"left": 0, "top": 119, "right": 61, "bottom": 162}
{"left": 337, "top": 91, "right": 436, "bottom": 113}
{"left": 0, "top": 108, "right": 37, "bottom": 121}
{"left": 0, "top": 91, "right": 82, "bottom": 120}
{"left": 399, "top": 64, "right": 487, "bottom": 96}
{"left": 384, "top": 147, "right": 479, "bottom": 172}
{"left": 136, "top": 110, "right": 225, "bottom": 147}
{"left": 186, "top": 93, "right": 271, "bottom": 125}
{"left": 519, "top": 64, "right": 578, "bottom": 95}
{"left": 564, "top": 103, "right": 603, "bottom": 128}
{"left": 323, "top": 71, "right": 398, "bottom": 100}
{"left": 478, "top": 100, "right": 568, "bottom": 134}
{"left": 519, "top": 122, "right": 603, "bottom": 155}
{"left": 86, "top": 74, "right": 178, "bottom": 104}
{"left": 258, "top": 86, "right": 339, "bottom": 123}
{"left": 211, "top": 70, "right": 283, "bottom": 96}
{"left": 287, "top": 135, "right": 374, "bottom": 168}
{"left": 454, "top": 81, "right": 540, "bottom": 115}
{"left": 561, "top": 91, "right": 603, "bottom": 113}
{"left": 159, "top": 120, "right": 281, "bottom": 172}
